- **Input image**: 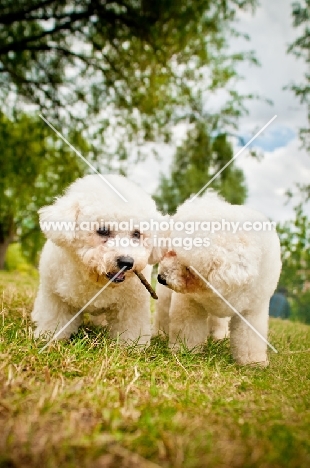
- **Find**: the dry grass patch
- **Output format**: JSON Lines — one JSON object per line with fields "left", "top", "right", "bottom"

{"left": 0, "top": 271, "right": 309, "bottom": 468}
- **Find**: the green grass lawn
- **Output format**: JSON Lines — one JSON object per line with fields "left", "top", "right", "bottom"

{"left": 0, "top": 271, "right": 309, "bottom": 468}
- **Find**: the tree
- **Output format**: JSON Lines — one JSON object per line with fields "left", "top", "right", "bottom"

{"left": 277, "top": 204, "right": 310, "bottom": 323}
{"left": 288, "top": 0, "right": 310, "bottom": 153}
{"left": 0, "top": 0, "right": 258, "bottom": 164}
{"left": 153, "top": 121, "right": 247, "bottom": 214}
{"left": 0, "top": 111, "right": 88, "bottom": 269}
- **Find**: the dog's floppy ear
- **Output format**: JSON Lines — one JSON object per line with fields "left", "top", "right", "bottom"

{"left": 39, "top": 195, "right": 80, "bottom": 246}
{"left": 148, "top": 245, "right": 167, "bottom": 265}
{"left": 147, "top": 214, "right": 171, "bottom": 265}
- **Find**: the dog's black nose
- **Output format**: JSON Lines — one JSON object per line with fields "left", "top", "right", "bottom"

{"left": 117, "top": 256, "right": 134, "bottom": 271}
{"left": 157, "top": 274, "right": 167, "bottom": 286}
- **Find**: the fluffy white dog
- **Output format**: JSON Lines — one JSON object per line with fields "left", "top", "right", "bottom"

{"left": 154, "top": 192, "right": 282, "bottom": 365}
{"left": 32, "top": 174, "right": 161, "bottom": 345}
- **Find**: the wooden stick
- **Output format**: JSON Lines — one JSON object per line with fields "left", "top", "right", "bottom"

{"left": 134, "top": 271, "right": 158, "bottom": 300}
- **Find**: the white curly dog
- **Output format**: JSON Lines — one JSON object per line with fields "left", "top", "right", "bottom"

{"left": 32, "top": 174, "right": 160, "bottom": 345}
{"left": 154, "top": 192, "right": 282, "bottom": 365}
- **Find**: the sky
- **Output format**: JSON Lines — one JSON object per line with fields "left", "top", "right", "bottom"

{"left": 130, "top": 0, "right": 309, "bottom": 223}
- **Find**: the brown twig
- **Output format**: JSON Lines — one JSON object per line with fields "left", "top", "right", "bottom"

{"left": 134, "top": 271, "right": 158, "bottom": 300}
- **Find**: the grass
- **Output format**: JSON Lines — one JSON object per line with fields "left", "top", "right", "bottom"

{"left": 0, "top": 271, "right": 310, "bottom": 468}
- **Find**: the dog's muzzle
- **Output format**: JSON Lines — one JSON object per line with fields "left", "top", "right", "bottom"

{"left": 157, "top": 274, "right": 167, "bottom": 286}
{"left": 117, "top": 256, "right": 134, "bottom": 271}
{"left": 106, "top": 256, "right": 134, "bottom": 283}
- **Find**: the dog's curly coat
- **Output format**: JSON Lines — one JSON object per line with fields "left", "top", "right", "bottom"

{"left": 32, "top": 174, "right": 161, "bottom": 345}
{"left": 154, "top": 192, "right": 282, "bottom": 366}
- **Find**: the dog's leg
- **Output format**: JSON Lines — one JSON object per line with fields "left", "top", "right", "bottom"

{"left": 32, "top": 286, "right": 81, "bottom": 339}
{"left": 107, "top": 295, "right": 151, "bottom": 346}
{"left": 169, "top": 294, "right": 208, "bottom": 352}
{"left": 153, "top": 283, "right": 172, "bottom": 336}
{"left": 207, "top": 315, "right": 230, "bottom": 340}
{"left": 229, "top": 303, "right": 269, "bottom": 366}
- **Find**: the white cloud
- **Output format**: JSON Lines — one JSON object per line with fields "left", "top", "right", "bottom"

{"left": 129, "top": 144, "right": 173, "bottom": 195}
{"left": 235, "top": 138, "right": 310, "bottom": 222}
{"left": 233, "top": 0, "right": 308, "bottom": 132}
{"left": 132, "top": 0, "right": 309, "bottom": 222}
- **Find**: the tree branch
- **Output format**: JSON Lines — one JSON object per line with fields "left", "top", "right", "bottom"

{"left": 0, "top": 0, "right": 57, "bottom": 25}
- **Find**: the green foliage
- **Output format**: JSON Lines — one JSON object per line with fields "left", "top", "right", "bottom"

{"left": 0, "top": 0, "right": 258, "bottom": 164}
{"left": 154, "top": 122, "right": 247, "bottom": 214}
{"left": 0, "top": 111, "right": 87, "bottom": 265}
{"left": 4, "top": 243, "right": 38, "bottom": 277}
{"left": 277, "top": 204, "right": 310, "bottom": 323}
{"left": 288, "top": 0, "right": 310, "bottom": 153}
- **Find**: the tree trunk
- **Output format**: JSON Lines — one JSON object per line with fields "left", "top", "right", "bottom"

{"left": 0, "top": 238, "right": 11, "bottom": 270}
{"left": 0, "top": 219, "right": 15, "bottom": 270}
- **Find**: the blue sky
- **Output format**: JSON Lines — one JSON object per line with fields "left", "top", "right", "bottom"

{"left": 239, "top": 126, "right": 296, "bottom": 151}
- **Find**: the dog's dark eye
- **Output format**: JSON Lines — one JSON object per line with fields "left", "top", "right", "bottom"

{"left": 132, "top": 230, "right": 141, "bottom": 239}
{"left": 97, "top": 227, "right": 110, "bottom": 237}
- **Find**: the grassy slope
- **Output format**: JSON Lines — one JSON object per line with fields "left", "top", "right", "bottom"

{"left": 0, "top": 271, "right": 309, "bottom": 468}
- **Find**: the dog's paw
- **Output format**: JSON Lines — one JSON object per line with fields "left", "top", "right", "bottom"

{"left": 169, "top": 341, "right": 204, "bottom": 354}
{"left": 235, "top": 355, "right": 269, "bottom": 367}
{"left": 169, "top": 342, "right": 181, "bottom": 352}
{"left": 34, "top": 327, "right": 71, "bottom": 340}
